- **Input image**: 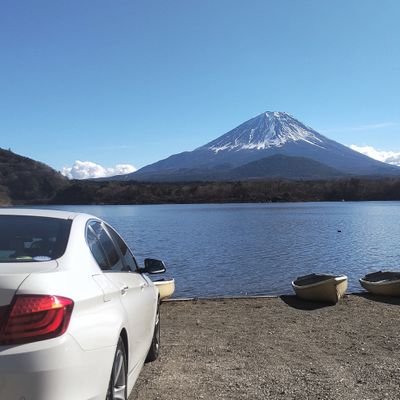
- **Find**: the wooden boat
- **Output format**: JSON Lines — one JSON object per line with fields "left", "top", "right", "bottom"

{"left": 153, "top": 278, "right": 175, "bottom": 300}
{"left": 359, "top": 271, "right": 400, "bottom": 296}
{"left": 291, "top": 273, "right": 348, "bottom": 304}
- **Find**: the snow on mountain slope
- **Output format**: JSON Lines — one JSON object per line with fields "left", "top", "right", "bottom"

{"left": 203, "top": 112, "right": 325, "bottom": 152}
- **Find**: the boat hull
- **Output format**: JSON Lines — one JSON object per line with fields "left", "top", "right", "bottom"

{"left": 360, "top": 271, "right": 400, "bottom": 296}
{"left": 154, "top": 278, "right": 175, "bottom": 300}
{"left": 292, "top": 275, "right": 348, "bottom": 304}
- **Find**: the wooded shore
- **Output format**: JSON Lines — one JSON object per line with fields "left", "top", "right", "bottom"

{"left": 15, "top": 177, "right": 400, "bottom": 205}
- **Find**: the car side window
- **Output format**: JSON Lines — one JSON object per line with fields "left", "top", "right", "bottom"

{"left": 86, "top": 221, "right": 124, "bottom": 271}
{"left": 105, "top": 225, "right": 139, "bottom": 272}
{"left": 87, "top": 228, "right": 109, "bottom": 269}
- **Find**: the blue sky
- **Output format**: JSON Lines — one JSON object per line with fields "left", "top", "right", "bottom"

{"left": 1, "top": 0, "right": 399, "bottom": 176}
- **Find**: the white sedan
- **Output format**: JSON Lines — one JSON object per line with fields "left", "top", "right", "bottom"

{"left": 0, "top": 208, "right": 166, "bottom": 400}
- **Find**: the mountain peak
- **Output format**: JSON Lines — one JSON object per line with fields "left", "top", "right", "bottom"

{"left": 202, "top": 111, "right": 325, "bottom": 153}
{"left": 262, "top": 110, "right": 290, "bottom": 118}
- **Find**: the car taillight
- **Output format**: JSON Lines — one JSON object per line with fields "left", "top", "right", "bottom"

{"left": 0, "top": 295, "right": 74, "bottom": 345}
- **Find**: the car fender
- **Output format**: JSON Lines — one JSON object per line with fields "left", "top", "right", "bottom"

{"left": 17, "top": 271, "right": 126, "bottom": 351}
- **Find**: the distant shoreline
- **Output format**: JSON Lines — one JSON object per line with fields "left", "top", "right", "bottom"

{"left": 25, "top": 177, "right": 400, "bottom": 205}
{"left": 4, "top": 176, "right": 400, "bottom": 206}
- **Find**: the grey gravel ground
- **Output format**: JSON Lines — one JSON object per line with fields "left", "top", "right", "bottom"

{"left": 130, "top": 295, "right": 400, "bottom": 400}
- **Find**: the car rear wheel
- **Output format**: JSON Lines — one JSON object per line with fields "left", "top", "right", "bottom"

{"left": 146, "top": 303, "right": 160, "bottom": 362}
{"left": 107, "top": 337, "right": 128, "bottom": 400}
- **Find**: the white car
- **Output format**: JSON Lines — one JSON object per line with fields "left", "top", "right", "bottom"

{"left": 0, "top": 208, "right": 166, "bottom": 400}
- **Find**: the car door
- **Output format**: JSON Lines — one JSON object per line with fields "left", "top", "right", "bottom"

{"left": 87, "top": 221, "right": 156, "bottom": 372}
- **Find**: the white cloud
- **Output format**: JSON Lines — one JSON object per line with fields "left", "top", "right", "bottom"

{"left": 322, "top": 122, "right": 399, "bottom": 134}
{"left": 61, "top": 160, "right": 137, "bottom": 179}
{"left": 349, "top": 145, "right": 400, "bottom": 167}
{"left": 346, "top": 122, "right": 398, "bottom": 132}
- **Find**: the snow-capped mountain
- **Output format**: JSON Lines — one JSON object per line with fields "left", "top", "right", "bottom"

{"left": 204, "top": 112, "right": 325, "bottom": 152}
{"left": 115, "top": 111, "right": 400, "bottom": 181}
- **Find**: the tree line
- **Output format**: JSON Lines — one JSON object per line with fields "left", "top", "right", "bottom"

{"left": 46, "top": 178, "right": 400, "bottom": 205}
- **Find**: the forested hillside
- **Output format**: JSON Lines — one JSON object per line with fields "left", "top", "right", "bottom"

{"left": 0, "top": 148, "right": 68, "bottom": 205}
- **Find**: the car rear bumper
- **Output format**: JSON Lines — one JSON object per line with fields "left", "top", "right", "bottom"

{"left": 0, "top": 334, "right": 116, "bottom": 400}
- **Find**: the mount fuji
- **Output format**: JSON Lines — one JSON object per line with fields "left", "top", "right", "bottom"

{"left": 117, "top": 111, "right": 400, "bottom": 181}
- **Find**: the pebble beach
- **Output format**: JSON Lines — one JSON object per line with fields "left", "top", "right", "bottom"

{"left": 131, "top": 295, "right": 400, "bottom": 400}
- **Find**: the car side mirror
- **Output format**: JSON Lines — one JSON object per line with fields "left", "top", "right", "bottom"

{"left": 142, "top": 258, "right": 166, "bottom": 274}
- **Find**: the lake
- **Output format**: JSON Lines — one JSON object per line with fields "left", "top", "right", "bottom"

{"left": 40, "top": 202, "right": 400, "bottom": 298}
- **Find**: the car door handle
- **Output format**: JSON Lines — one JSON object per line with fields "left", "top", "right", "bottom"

{"left": 120, "top": 285, "right": 129, "bottom": 295}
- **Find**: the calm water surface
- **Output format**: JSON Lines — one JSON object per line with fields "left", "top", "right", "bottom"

{"left": 41, "top": 202, "right": 400, "bottom": 298}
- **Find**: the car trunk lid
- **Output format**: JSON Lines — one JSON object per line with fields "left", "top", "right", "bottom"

{"left": 0, "top": 261, "right": 59, "bottom": 306}
{"left": 0, "top": 274, "right": 31, "bottom": 307}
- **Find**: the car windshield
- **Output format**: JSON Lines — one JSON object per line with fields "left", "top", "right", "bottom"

{"left": 0, "top": 215, "right": 72, "bottom": 263}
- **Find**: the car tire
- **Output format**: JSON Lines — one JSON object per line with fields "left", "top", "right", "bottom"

{"left": 145, "top": 302, "right": 160, "bottom": 363}
{"left": 106, "top": 337, "right": 128, "bottom": 400}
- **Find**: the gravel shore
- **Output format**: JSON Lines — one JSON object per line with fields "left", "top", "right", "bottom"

{"left": 130, "top": 295, "right": 400, "bottom": 400}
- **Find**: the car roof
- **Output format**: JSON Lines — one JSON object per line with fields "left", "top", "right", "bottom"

{"left": 0, "top": 208, "right": 94, "bottom": 221}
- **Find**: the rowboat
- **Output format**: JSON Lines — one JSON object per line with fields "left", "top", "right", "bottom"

{"left": 291, "top": 273, "right": 348, "bottom": 304}
{"left": 154, "top": 278, "right": 175, "bottom": 300}
{"left": 359, "top": 271, "right": 400, "bottom": 296}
